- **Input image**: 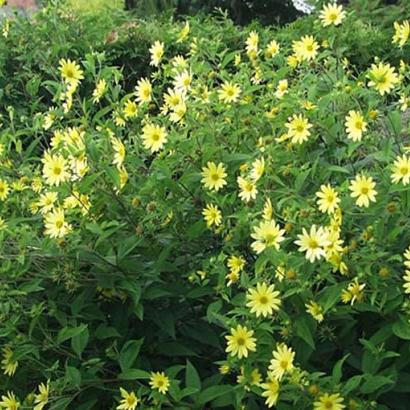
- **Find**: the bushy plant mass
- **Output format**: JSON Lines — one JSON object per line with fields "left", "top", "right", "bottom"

{"left": 1, "top": 2, "right": 410, "bottom": 410}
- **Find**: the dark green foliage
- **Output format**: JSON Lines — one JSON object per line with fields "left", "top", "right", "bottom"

{"left": 126, "top": 0, "right": 300, "bottom": 25}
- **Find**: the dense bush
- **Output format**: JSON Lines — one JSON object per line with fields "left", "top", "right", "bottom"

{"left": 124, "top": 0, "right": 300, "bottom": 25}
{"left": 1, "top": 1, "right": 410, "bottom": 410}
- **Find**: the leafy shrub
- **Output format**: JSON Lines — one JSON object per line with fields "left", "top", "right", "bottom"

{"left": 124, "top": 0, "right": 300, "bottom": 25}
{"left": 1, "top": 2, "right": 410, "bottom": 410}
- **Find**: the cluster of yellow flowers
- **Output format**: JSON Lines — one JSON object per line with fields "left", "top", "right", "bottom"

{"left": 116, "top": 372, "right": 170, "bottom": 410}
{"left": 1, "top": 1, "right": 410, "bottom": 408}
{"left": 0, "top": 381, "right": 49, "bottom": 410}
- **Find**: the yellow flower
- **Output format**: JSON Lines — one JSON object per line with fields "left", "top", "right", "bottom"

{"left": 275, "top": 79, "right": 288, "bottom": 99}
{"left": 268, "top": 344, "right": 295, "bottom": 380}
{"left": 0, "top": 179, "right": 10, "bottom": 201}
{"left": 250, "top": 157, "right": 265, "bottom": 181}
{"left": 404, "top": 246, "right": 410, "bottom": 268}
{"left": 403, "top": 270, "right": 410, "bottom": 294}
{"left": 119, "top": 166, "right": 129, "bottom": 190}
{"left": 251, "top": 219, "right": 286, "bottom": 254}
{"left": 403, "top": 247, "right": 410, "bottom": 294}
{"left": 292, "top": 35, "right": 319, "bottom": 61}
{"left": 64, "top": 127, "right": 85, "bottom": 151}
{"left": 245, "top": 30, "right": 259, "bottom": 58}
{"left": 246, "top": 282, "right": 281, "bottom": 318}
{"left": 342, "top": 278, "right": 366, "bottom": 305}
{"left": 70, "top": 155, "right": 89, "bottom": 181}
{"left": 314, "top": 393, "right": 345, "bottom": 410}
{"left": 116, "top": 388, "right": 138, "bottom": 410}
{"left": 295, "top": 225, "right": 331, "bottom": 263}
{"left": 2, "top": 19, "right": 10, "bottom": 38}
{"left": 123, "top": 100, "right": 138, "bottom": 119}
{"left": 163, "top": 88, "right": 185, "bottom": 111}
{"left": 392, "top": 20, "right": 410, "bottom": 47}
{"left": 141, "top": 123, "right": 168, "bottom": 153}
{"left": 37, "top": 191, "right": 58, "bottom": 214}
{"left": 391, "top": 154, "right": 410, "bottom": 185}
{"left": 171, "top": 56, "right": 188, "bottom": 72}
{"left": 287, "top": 54, "right": 300, "bottom": 68}
{"left": 218, "top": 81, "right": 241, "bottom": 104}
{"left": 111, "top": 137, "right": 126, "bottom": 168}
{"left": 169, "top": 102, "right": 187, "bottom": 124}
{"left": 345, "top": 110, "right": 367, "bottom": 142}
{"left": 302, "top": 100, "right": 317, "bottom": 111}
{"left": 261, "top": 376, "right": 279, "bottom": 408}
{"left": 58, "top": 58, "right": 84, "bottom": 84}
{"left": 135, "top": 78, "right": 152, "bottom": 104}
{"left": 50, "top": 130, "right": 64, "bottom": 149}
{"left": 0, "top": 391, "right": 20, "bottom": 410}
{"left": 149, "top": 41, "right": 164, "bottom": 67}
{"left": 305, "top": 301, "right": 324, "bottom": 322}
{"left": 399, "top": 95, "right": 410, "bottom": 112}
{"left": 262, "top": 198, "right": 273, "bottom": 221}
{"left": 349, "top": 175, "right": 377, "bottom": 207}
{"left": 44, "top": 208, "right": 72, "bottom": 239}
{"left": 368, "top": 62, "right": 399, "bottom": 95}
{"left": 226, "top": 270, "right": 240, "bottom": 287}
{"left": 237, "top": 176, "right": 258, "bottom": 202}
{"left": 316, "top": 184, "right": 340, "bottom": 214}
{"left": 92, "top": 79, "right": 107, "bottom": 103}
{"left": 227, "top": 255, "right": 245, "bottom": 273}
{"left": 42, "top": 152, "right": 70, "bottom": 186}
{"left": 286, "top": 114, "right": 313, "bottom": 144}
{"left": 319, "top": 3, "right": 346, "bottom": 27}
{"left": 1, "top": 347, "right": 18, "bottom": 377}
{"left": 266, "top": 39, "right": 280, "bottom": 58}
{"left": 201, "top": 162, "right": 227, "bottom": 192}
{"left": 177, "top": 21, "right": 190, "bottom": 43}
{"left": 237, "top": 367, "right": 262, "bottom": 389}
{"left": 149, "top": 371, "right": 170, "bottom": 394}
{"left": 33, "top": 381, "right": 50, "bottom": 410}
{"left": 325, "top": 229, "right": 344, "bottom": 258}
{"left": 202, "top": 204, "right": 222, "bottom": 227}
{"left": 43, "top": 110, "right": 56, "bottom": 130}
{"left": 173, "top": 70, "right": 192, "bottom": 93}
{"left": 225, "top": 325, "right": 257, "bottom": 359}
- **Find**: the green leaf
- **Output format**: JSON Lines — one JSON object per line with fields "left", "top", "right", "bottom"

{"left": 332, "top": 354, "right": 350, "bottom": 384}
{"left": 77, "top": 400, "right": 98, "bottom": 410}
{"left": 319, "top": 283, "right": 345, "bottom": 312}
{"left": 392, "top": 316, "right": 410, "bottom": 340}
{"left": 120, "top": 279, "right": 141, "bottom": 308}
{"left": 118, "top": 369, "right": 151, "bottom": 380}
{"left": 361, "top": 375, "right": 394, "bottom": 394}
{"left": 187, "top": 220, "right": 206, "bottom": 240}
{"left": 95, "top": 325, "right": 121, "bottom": 339}
{"left": 326, "top": 165, "right": 350, "bottom": 174}
{"left": 198, "top": 385, "right": 233, "bottom": 405}
{"left": 65, "top": 366, "right": 82, "bottom": 389}
{"left": 185, "top": 360, "right": 201, "bottom": 390}
{"left": 48, "top": 398, "right": 73, "bottom": 410}
{"left": 19, "top": 279, "right": 44, "bottom": 293}
{"left": 71, "top": 327, "right": 89, "bottom": 357}
{"left": 294, "top": 169, "right": 310, "bottom": 192}
{"left": 294, "top": 316, "right": 315, "bottom": 349}
{"left": 343, "top": 375, "right": 363, "bottom": 395}
{"left": 57, "top": 324, "right": 88, "bottom": 344}
{"left": 119, "top": 339, "right": 144, "bottom": 371}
